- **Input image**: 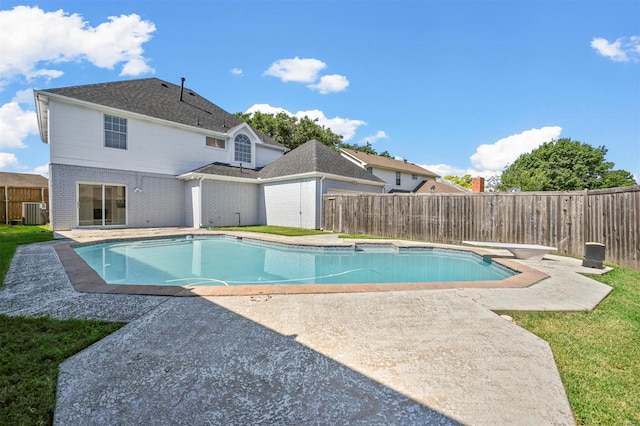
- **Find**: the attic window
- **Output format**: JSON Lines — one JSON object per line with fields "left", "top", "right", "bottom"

{"left": 366, "top": 167, "right": 373, "bottom": 174}
{"left": 206, "top": 136, "right": 225, "bottom": 149}
{"left": 412, "top": 174, "right": 418, "bottom": 180}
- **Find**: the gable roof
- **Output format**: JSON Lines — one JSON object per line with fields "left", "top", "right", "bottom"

{"left": 259, "top": 140, "right": 385, "bottom": 184}
{"left": 35, "top": 78, "right": 283, "bottom": 148}
{"left": 340, "top": 148, "right": 439, "bottom": 177}
{"left": 413, "top": 179, "right": 467, "bottom": 194}
{"left": 0, "top": 172, "right": 48, "bottom": 187}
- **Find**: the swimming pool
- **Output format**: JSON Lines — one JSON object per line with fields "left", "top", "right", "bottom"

{"left": 73, "top": 235, "right": 517, "bottom": 287}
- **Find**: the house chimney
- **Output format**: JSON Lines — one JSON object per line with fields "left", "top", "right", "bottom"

{"left": 472, "top": 177, "right": 485, "bottom": 193}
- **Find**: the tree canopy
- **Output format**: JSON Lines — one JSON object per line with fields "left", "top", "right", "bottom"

{"left": 235, "top": 111, "right": 393, "bottom": 158}
{"left": 444, "top": 174, "right": 473, "bottom": 189}
{"left": 235, "top": 111, "right": 342, "bottom": 150}
{"left": 499, "top": 138, "right": 636, "bottom": 191}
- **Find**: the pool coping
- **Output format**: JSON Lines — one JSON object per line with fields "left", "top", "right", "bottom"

{"left": 53, "top": 231, "right": 549, "bottom": 296}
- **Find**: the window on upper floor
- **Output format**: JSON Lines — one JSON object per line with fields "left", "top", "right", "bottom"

{"left": 412, "top": 174, "right": 418, "bottom": 180}
{"left": 234, "top": 134, "right": 251, "bottom": 163}
{"left": 206, "top": 136, "right": 226, "bottom": 149}
{"left": 396, "top": 172, "right": 401, "bottom": 185}
{"left": 366, "top": 167, "right": 373, "bottom": 174}
{"left": 104, "top": 114, "right": 127, "bottom": 150}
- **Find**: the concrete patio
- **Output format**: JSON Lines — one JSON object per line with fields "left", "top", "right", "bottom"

{"left": 0, "top": 228, "right": 614, "bottom": 425}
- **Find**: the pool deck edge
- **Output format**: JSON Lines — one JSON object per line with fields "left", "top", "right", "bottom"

{"left": 54, "top": 230, "right": 550, "bottom": 296}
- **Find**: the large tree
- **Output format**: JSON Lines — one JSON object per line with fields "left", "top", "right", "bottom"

{"left": 235, "top": 111, "right": 342, "bottom": 150}
{"left": 444, "top": 174, "right": 473, "bottom": 189}
{"left": 499, "top": 138, "right": 636, "bottom": 191}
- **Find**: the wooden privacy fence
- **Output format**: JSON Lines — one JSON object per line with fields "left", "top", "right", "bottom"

{"left": 1, "top": 186, "right": 49, "bottom": 224}
{"left": 323, "top": 185, "right": 640, "bottom": 271}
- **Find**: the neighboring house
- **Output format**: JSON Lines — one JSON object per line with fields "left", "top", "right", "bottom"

{"left": 339, "top": 148, "right": 439, "bottom": 193}
{"left": 0, "top": 172, "right": 49, "bottom": 224}
{"left": 414, "top": 179, "right": 468, "bottom": 194}
{"left": 0, "top": 172, "right": 48, "bottom": 188}
{"left": 35, "top": 78, "right": 384, "bottom": 231}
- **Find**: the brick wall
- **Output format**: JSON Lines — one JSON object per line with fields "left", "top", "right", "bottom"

{"left": 201, "top": 181, "right": 260, "bottom": 227}
{"left": 50, "top": 164, "right": 185, "bottom": 230}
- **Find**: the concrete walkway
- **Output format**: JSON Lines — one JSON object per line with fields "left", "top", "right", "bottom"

{"left": 1, "top": 229, "right": 614, "bottom": 425}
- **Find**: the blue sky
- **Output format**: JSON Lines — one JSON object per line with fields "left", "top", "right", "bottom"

{"left": 1, "top": 1, "right": 639, "bottom": 181}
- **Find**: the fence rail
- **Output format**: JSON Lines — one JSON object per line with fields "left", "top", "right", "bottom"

{"left": 323, "top": 185, "right": 640, "bottom": 270}
{"left": 1, "top": 186, "right": 49, "bottom": 224}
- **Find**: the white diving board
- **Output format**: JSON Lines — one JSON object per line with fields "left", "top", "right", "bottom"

{"left": 462, "top": 241, "right": 558, "bottom": 261}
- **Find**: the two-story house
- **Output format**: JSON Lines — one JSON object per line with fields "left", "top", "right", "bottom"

{"left": 339, "top": 148, "right": 439, "bottom": 193}
{"left": 35, "top": 78, "right": 385, "bottom": 231}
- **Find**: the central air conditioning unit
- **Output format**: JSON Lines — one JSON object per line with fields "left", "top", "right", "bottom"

{"left": 22, "top": 202, "right": 47, "bottom": 225}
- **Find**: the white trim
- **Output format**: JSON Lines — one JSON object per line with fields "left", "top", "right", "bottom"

{"left": 178, "top": 170, "right": 386, "bottom": 187}
{"left": 259, "top": 171, "right": 387, "bottom": 187}
{"left": 177, "top": 172, "right": 259, "bottom": 184}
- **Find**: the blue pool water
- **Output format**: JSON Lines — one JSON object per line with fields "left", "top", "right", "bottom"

{"left": 73, "top": 236, "right": 516, "bottom": 286}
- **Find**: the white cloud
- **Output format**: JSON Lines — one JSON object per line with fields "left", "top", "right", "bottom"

{"left": 245, "top": 103, "right": 366, "bottom": 141}
{"left": 359, "top": 130, "right": 388, "bottom": 144}
{"left": 0, "top": 6, "right": 155, "bottom": 87}
{"left": 308, "top": 74, "right": 349, "bottom": 94}
{"left": 33, "top": 164, "right": 49, "bottom": 177}
{"left": 0, "top": 153, "right": 20, "bottom": 169}
{"left": 264, "top": 57, "right": 327, "bottom": 83}
{"left": 420, "top": 126, "right": 564, "bottom": 180}
{"left": 591, "top": 36, "right": 640, "bottom": 62}
{"left": 0, "top": 102, "right": 38, "bottom": 149}
{"left": 231, "top": 68, "right": 243, "bottom": 76}
{"left": 470, "top": 126, "right": 562, "bottom": 174}
{"left": 420, "top": 163, "right": 470, "bottom": 178}
{"left": 12, "top": 89, "right": 35, "bottom": 105}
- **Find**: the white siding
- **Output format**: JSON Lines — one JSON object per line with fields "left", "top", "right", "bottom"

{"left": 255, "top": 144, "right": 286, "bottom": 168}
{"left": 261, "top": 178, "right": 318, "bottom": 229}
{"left": 48, "top": 100, "right": 281, "bottom": 176}
{"left": 371, "top": 168, "right": 423, "bottom": 192}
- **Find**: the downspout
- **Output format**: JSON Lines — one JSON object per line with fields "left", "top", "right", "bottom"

{"left": 198, "top": 177, "right": 204, "bottom": 228}
{"left": 319, "top": 175, "right": 325, "bottom": 230}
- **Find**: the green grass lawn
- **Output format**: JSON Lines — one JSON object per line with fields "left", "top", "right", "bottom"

{"left": 0, "top": 224, "right": 53, "bottom": 282}
{"left": 0, "top": 225, "right": 124, "bottom": 424}
{"left": 338, "top": 233, "right": 392, "bottom": 239}
{"left": 0, "top": 315, "right": 124, "bottom": 425}
{"left": 213, "top": 225, "right": 328, "bottom": 237}
{"left": 508, "top": 267, "right": 640, "bottom": 425}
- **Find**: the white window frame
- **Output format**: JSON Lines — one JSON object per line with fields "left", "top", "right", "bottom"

{"left": 104, "top": 114, "right": 127, "bottom": 150}
{"left": 206, "top": 136, "right": 226, "bottom": 150}
{"left": 234, "top": 133, "right": 251, "bottom": 163}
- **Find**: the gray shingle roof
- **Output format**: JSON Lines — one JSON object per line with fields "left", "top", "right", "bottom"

{"left": 259, "top": 140, "right": 385, "bottom": 183}
{"left": 41, "top": 78, "right": 282, "bottom": 147}
{"left": 190, "top": 163, "right": 260, "bottom": 179}
{"left": 0, "top": 172, "right": 48, "bottom": 187}
{"left": 341, "top": 148, "right": 439, "bottom": 177}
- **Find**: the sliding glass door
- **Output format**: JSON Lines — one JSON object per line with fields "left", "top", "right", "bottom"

{"left": 78, "top": 184, "right": 126, "bottom": 227}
